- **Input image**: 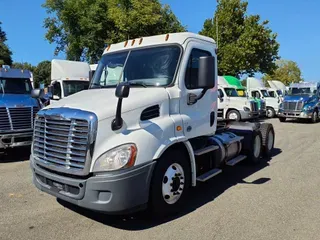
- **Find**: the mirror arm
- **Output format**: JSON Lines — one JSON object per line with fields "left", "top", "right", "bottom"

{"left": 188, "top": 88, "right": 209, "bottom": 105}
{"left": 112, "top": 98, "right": 124, "bottom": 131}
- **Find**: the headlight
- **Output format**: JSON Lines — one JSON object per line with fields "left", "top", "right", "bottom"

{"left": 303, "top": 105, "right": 312, "bottom": 111}
{"left": 93, "top": 143, "right": 137, "bottom": 172}
{"left": 243, "top": 107, "right": 250, "bottom": 111}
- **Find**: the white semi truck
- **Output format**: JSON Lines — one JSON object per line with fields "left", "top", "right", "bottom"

{"left": 246, "top": 77, "right": 281, "bottom": 118}
{"left": 30, "top": 33, "right": 275, "bottom": 217}
{"left": 49, "top": 59, "right": 90, "bottom": 102}
{"left": 217, "top": 76, "right": 259, "bottom": 121}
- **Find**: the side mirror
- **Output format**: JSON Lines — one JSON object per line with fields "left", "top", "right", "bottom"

{"left": 198, "top": 56, "right": 215, "bottom": 89}
{"left": 115, "top": 82, "right": 130, "bottom": 98}
{"left": 31, "top": 89, "right": 44, "bottom": 99}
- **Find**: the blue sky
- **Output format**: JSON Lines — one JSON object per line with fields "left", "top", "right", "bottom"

{"left": 1, "top": 0, "right": 319, "bottom": 81}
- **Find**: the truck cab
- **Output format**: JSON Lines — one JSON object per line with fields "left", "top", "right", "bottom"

{"left": 30, "top": 33, "right": 275, "bottom": 217}
{"left": 223, "top": 75, "right": 266, "bottom": 118}
{"left": 247, "top": 77, "right": 280, "bottom": 118}
{"left": 0, "top": 66, "right": 41, "bottom": 151}
{"left": 217, "top": 76, "right": 258, "bottom": 121}
{"left": 278, "top": 82, "right": 320, "bottom": 123}
{"left": 48, "top": 60, "right": 90, "bottom": 102}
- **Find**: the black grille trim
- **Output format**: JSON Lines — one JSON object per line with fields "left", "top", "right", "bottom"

{"left": 140, "top": 105, "right": 160, "bottom": 121}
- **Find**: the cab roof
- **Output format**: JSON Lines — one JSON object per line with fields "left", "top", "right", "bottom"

{"left": 0, "top": 68, "right": 31, "bottom": 79}
{"left": 103, "top": 32, "right": 216, "bottom": 54}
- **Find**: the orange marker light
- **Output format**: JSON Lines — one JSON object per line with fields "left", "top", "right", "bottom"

{"left": 131, "top": 39, "right": 135, "bottom": 46}
{"left": 139, "top": 38, "right": 143, "bottom": 45}
{"left": 165, "top": 34, "right": 170, "bottom": 41}
{"left": 106, "top": 45, "right": 111, "bottom": 51}
{"left": 124, "top": 41, "right": 128, "bottom": 47}
{"left": 176, "top": 126, "right": 182, "bottom": 131}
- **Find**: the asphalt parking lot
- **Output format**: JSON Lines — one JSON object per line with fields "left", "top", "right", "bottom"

{"left": 1, "top": 118, "right": 320, "bottom": 240}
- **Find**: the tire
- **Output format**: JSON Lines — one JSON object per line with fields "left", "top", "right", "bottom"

{"left": 266, "top": 107, "right": 275, "bottom": 118}
{"left": 227, "top": 110, "right": 241, "bottom": 121}
{"left": 246, "top": 130, "right": 263, "bottom": 164}
{"left": 310, "top": 110, "right": 318, "bottom": 123}
{"left": 279, "top": 117, "right": 286, "bottom": 122}
{"left": 149, "top": 149, "right": 191, "bottom": 218}
{"left": 259, "top": 123, "right": 275, "bottom": 158}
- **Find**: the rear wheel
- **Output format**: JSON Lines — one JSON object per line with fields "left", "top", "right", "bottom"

{"left": 149, "top": 149, "right": 191, "bottom": 218}
{"left": 246, "top": 130, "right": 263, "bottom": 164}
{"left": 227, "top": 110, "right": 241, "bottom": 121}
{"left": 260, "top": 123, "right": 275, "bottom": 158}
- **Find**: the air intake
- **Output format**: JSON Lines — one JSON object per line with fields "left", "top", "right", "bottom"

{"left": 140, "top": 105, "right": 160, "bottom": 121}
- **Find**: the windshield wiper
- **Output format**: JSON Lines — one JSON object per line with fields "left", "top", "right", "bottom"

{"left": 129, "top": 82, "right": 147, "bottom": 88}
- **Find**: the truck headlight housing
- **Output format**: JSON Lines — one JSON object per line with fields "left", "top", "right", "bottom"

{"left": 93, "top": 144, "right": 137, "bottom": 172}
{"left": 243, "top": 107, "right": 250, "bottom": 111}
{"left": 303, "top": 105, "right": 312, "bottom": 111}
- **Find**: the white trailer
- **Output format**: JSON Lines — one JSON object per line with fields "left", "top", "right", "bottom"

{"left": 49, "top": 59, "right": 90, "bottom": 101}
{"left": 30, "top": 32, "right": 276, "bottom": 218}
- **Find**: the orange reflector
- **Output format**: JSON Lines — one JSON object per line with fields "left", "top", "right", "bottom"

{"left": 139, "top": 38, "right": 143, "bottom": 45}
{"left": 176, "top": 126, "right": 182, "bottom": 131}
{"left": 131, "top": 39, "right": 135, "bottom": 46}
{"left": 165, "top": 34, "right": 169, "bottom": 41}
{"left": 124, "top": 41, "right": 128, "bottom": 47}
{"left": 106, "top": 45, "right": 111, "bottom": 51}
{"left": 66, "top": 78, "right": 69, "bottom": 80}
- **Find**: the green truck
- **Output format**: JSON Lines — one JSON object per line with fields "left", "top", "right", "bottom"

{"left": 223, "top": 76, "right": 266, "bottom": 117}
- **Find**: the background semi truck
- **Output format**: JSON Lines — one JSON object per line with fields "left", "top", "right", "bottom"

{"left": 246, "top": 77, "right": 281, "bottom": 118}
{"left": 278, "top": 82, "right": 320, "bottom": 123}
{"left": 217, "top": 76, "right": 259, "bottom": 121}
{"left": 0, "top": 66, "right": 41, "bottom": 152}
{"left": 223, "top": 75, "right": 267, "bottom": 117}
{"left": 49, "top": 59, "right": 91, "bottom": 102}
{"left": 30, "top": 32, "right": 275, "bottom": 217}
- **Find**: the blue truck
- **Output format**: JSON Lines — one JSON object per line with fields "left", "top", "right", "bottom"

{"left": 278, "top": 82, "right": 320, "bottom": 123}
{"left": 0, "top": 66, "right": 42, "bottom": 152}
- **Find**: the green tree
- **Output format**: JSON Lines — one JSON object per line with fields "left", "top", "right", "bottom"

{"left": 199, "top": 0, "right": 279, "bottom": 77}
{"left": 0, "top": 21, "right": 13, "bottom": 66}
{"left": 33, "top": 61, "right": 51, "bottom": 88}
{"left": 43, "top": 0, "right": 185, "bottom": 63}
{"left": 11, "top": 62, "right": 36, "bottom": 72}
{"left": 262, "top": 59, "right": 302, "bottom": 85}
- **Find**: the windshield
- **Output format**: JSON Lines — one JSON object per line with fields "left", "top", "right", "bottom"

{"left": 224, "top": 88, "right": 239, "bottom": 97}
{"left": 62, "top": 80, "right": 89, "bottom": 97}
{"left": 268, "top": 91, "right": 276, "bottom": 98}
{"left": 288, "top": 87, "right": 315, "bottom": 95}
{"left": 90, "top": 46, "right": 181, "bottom": 88}
{"left": 276, "top": 90, "right": 282, "bottom": 96}
{"left": 0, "top": 78, "right": 32, "bottom": 94}
{"left": 236, "top": 89, "right": 247, "bottom": 97}
{"left": 261, "top": 90, "right": 270, "bottom": 97}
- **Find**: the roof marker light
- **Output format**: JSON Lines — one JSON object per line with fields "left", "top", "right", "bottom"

{"left": 139, "top": 38, "right": 143, "bottom": 45}
{"left": 124, "top": 41, "right": 128, "bottom": 47}
{"left": 165, "top": 34, "right": 170, "bottom": 41}
{"left": 106, "top": 45, "right": 111, "bottom": 51}
{"left": 131, "top": 39, "right": 135, "bottom": 46}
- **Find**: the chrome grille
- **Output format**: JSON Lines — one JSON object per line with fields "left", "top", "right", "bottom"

{"left": 0, "top": 106, "right": 38, "bottom": 131}
{"left": 33, "top": 116, "right": 89, "bottom": 171}
{"left": 283, "top": 101, "right": 304, "bottom": 111}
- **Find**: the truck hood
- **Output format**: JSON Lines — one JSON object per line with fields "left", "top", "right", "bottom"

{"left": 284, "top": 95, "right": 313, "bottom": 102}
{"left": 0, "top": 94, "right": 38, "bottom": 107}
{"left": 47, "top": 88, "right": 170, "bottom": 120}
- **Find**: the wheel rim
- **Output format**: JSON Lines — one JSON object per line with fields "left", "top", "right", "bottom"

{"left": 162, "top": 163, "right": 185, "bottom": 205}
{"left": 267, "top": 109, "right": 272, "bottom": 117}
{"left": 253, "top": 135, "right": 261, "bottom": 158}
{"left": 313, "top": 112, "right": 317, "bottom": 121}
{"left": 229, "top": 112, "right": 238, "bottom": 120}
{"left": 267, "top": 130, "right": 274, "bottom": 150}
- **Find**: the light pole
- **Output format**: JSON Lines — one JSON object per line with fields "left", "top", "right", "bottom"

{"left": 214, "top": 0, "right": 219, "bottom": 48}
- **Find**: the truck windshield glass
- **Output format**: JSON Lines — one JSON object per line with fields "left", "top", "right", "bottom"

{"left": 236, "top": 89, "right": 247, "bottom": 97}
{"left": 289, "top": 87, "right": 314, "bottom": 95}
{"left": 261, "top": 90, "right": 270, "bottom": 97}
{"left": 224, "top": 88, "right": 239, "bottom": 97}
{"left": 63, "top": 80, "right": 89, "bottom": 97}
{"left": 90, "top": 46, "right": 181, "bottom": 88}
{"left": 268, "top": 91, "right": 276, "bottom": 97}
{"left": 0, "top": 78, "right": 32, "bottom": 94}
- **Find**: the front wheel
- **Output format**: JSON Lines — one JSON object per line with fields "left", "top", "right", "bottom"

{"left": 227, "top": 110, "right": 241, "bottom": 121}
{"left": 311, "top": 110, "right": 318, "bottom": 123}
{"left": 266, "top": 107, "right": 275, "bottom": 118}
{"left": 149, "top": 149, "right": 191, "bottom": 218}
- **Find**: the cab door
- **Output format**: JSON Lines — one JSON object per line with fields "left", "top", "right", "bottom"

{"left": 178, "top": 40, "right": 217, "bottom": 138}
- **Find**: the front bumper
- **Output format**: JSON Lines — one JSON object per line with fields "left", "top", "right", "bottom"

{"left": 277, "top": 110, "right": 312, "bottom": 119}
{"left": 0, "top": 130, "right": 33, "bottom": 149}
{"left": 31, "top": 157, "right": 156, "bottom": 214}
{"left": 240, "top": 110, "right": 259, "bottom": 120}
